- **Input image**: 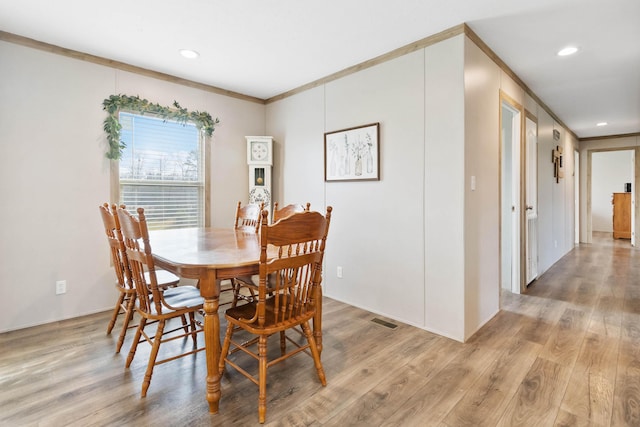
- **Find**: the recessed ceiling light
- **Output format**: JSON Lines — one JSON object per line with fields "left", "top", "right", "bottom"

{"left": 596, "top": 122, "right": 608, "bottom": 127}
{"left": 557, "top": 46, "right": 579, "bottom": 56}
{"left": 179, "top": 49, "right": 199, "bottom": 59}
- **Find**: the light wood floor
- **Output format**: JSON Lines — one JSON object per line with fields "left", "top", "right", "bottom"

{"left": 2, "top": 233, "right": 639, "bottom": 426}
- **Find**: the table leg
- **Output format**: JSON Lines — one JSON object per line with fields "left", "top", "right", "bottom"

{"left": 202, "top": 275, "right": 221, "bottom": 413}
{"left": 313, "top": 284, "right": 323, "bottom": 354}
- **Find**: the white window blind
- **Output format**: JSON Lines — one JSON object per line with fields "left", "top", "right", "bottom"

{"left": 119, "top": 112, "right": 204, "bottom": 230}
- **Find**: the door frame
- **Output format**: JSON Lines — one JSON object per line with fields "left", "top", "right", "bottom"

{"left": 525, "top": 111, "right": 538, "bottom": 285}
{"left": 499, "top": 90, "right": 526, "bottom": 294}
{"left": 586, "top": 147, "right": 638, "bottom": 246}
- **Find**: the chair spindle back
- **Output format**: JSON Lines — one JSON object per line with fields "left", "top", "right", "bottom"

{"left": 272, "top": 202, "right": 311, "bottom": 224}
{"left": 255, "top": 207, "right": 332, "bottom": 328}
{"left": 98, "top": 203, "right": 131, "bottom": 290}
{"left": 116, "top": 207, "right": 163, "bottom": 316}
{"left": 234, "top": 201, "right": 264, "bottom": 233}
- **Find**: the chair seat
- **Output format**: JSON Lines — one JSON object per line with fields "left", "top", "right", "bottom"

{"left": 148, "top": 269, "right": 180, "bottom": 288}
{"left": 232, "top": 274, "right": 277, "bottom": 292}
{"left": 148, "top": 286, "right": 203, "bottom": 316}
{"left": 225, "top": 295, "right": 316, "bottom": 333}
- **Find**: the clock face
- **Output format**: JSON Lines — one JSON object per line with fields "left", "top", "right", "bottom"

{"left": 246, "top": 136, "right": 273, "bottom": 165}
{"left": 251, "top": 142, "right": 268, "bottom": 161}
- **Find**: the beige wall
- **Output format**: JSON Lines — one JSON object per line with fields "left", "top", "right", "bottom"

{"left": 424, "top": 36, "right": 466, "bottom": 339}
{"left": 535, "top": 109, "right": 579, "bottom": 271}
{"left": 267, "top": 34, "right": 488, "bottom": 341}
{"left": 268, "top": 49, "right": 428, "bottom": 330}
{"left": 266, "top": 86, "right": 326, "bottom": 210}
{"left": 463, "top": 38, "right": 502, "bottom": 339}
{"left": 0, "top": 41, "right": 265, "bottom": 332}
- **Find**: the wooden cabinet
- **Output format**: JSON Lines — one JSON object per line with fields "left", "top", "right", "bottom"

{"left": 612, "top": 192, "right": 631, "bottom": 239}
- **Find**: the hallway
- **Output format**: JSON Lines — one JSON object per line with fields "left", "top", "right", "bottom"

{"left": 494, "top": 231, "right": 640, "bottom": 426}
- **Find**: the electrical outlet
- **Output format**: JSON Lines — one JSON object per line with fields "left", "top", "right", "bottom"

{"left": 337, "top": 266, "right": 343, "bottom": 278}
{"left": 56, "top": 280, "right": 67, "bottom": 295}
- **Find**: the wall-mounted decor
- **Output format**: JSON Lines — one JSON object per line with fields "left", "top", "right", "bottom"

{"left": 324, "top": 122, "right": 380, "bottom": 182}
{"left": 553, "top": 129, "right": 561, "bottom": 141}
{"left": 552, "top": 145, "right": 563, "bottom": 183}
{"left": 102, "top": 94, "right": 219, "bottom": 160}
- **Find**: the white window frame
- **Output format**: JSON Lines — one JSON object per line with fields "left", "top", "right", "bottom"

{"left": 110, "top": 111, "right": 210, "bottom": 229}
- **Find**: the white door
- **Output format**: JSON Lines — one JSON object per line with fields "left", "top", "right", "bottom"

{"left": 632, "top": 150, "right": 636, "bottom": 247}
{"left": 525, "top": 117, "right": 538, "bottom": 285}
{"left": 575, "top": 149, "right": 580, "bottom": 245}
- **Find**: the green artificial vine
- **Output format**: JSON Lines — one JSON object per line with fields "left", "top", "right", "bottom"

{"left": 102, "top": 94, "right": 220, "bottom": 160}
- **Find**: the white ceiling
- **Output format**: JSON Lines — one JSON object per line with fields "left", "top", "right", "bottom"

{"left": 1, "top": 0, "right": 638, "bottom": 138}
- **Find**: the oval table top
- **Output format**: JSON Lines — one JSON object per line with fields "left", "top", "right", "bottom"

{"left": 150, "top": 227, "right": 261, "bottom": 270}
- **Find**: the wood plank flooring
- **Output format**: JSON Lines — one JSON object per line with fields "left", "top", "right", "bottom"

{"left": 2, "top": 232, "right": 640, "bottom": 426}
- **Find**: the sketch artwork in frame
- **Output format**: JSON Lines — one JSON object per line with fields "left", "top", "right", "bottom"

{"left": 324, "top": 122, "right": 380, "bottom": 181}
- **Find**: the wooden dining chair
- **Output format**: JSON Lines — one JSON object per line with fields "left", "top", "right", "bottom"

{"left": 233, "top": 201, "right": 264, "bottom": 232}
{"left": 219, "top": 206, "right": 332, "bottom": 424}
{"left": 99, "top": 203, "right": 181, "bottom": 353}
{"left": 272, "top": 202, "right": 310, "bottom": 223}
{"left": 116, "top": 206, "right": 205, "bottom": 398}
{"left": 225, "top": 201, "right": 264, "bottom": 307}
{"left": 227, "top": 202, "right": 311, "bottom": 308}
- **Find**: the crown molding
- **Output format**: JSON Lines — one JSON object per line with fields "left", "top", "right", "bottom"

{"left": 0, "top": 30, "right": 264, "bottom": 104}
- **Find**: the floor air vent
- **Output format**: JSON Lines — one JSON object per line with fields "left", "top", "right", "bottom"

{"left": 371, "top": 318, "right": 397, "bottom": 329}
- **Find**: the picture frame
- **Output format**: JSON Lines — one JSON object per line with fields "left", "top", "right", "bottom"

{"left": 552, "top": 145, "right": 563, "bottom": 183}
{"left": 324, "top": 122, "right": 380, "bottom": 182}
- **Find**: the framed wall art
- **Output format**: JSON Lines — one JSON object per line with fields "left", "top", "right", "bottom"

{"left": 324, "top": 122, "right": 380, "bottom": 182}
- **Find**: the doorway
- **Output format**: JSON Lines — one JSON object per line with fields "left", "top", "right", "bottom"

{"left": 500, "top": 93, "right": 523, "bottom": 294}
{"left": 589, "top": 149, "right": 635, "bottom": 246}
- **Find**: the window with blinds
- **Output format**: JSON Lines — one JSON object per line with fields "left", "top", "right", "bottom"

{"left": 119, "top": 112, "right": 204, "bottom": 230}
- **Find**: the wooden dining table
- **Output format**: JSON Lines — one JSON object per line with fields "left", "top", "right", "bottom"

{"left": 149, "top": 227, "right": 324, "bottom": 414}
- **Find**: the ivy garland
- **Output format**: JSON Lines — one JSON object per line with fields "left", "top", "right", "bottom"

{"left": 102, "top": 94, "right": 220, "bottom": 160}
